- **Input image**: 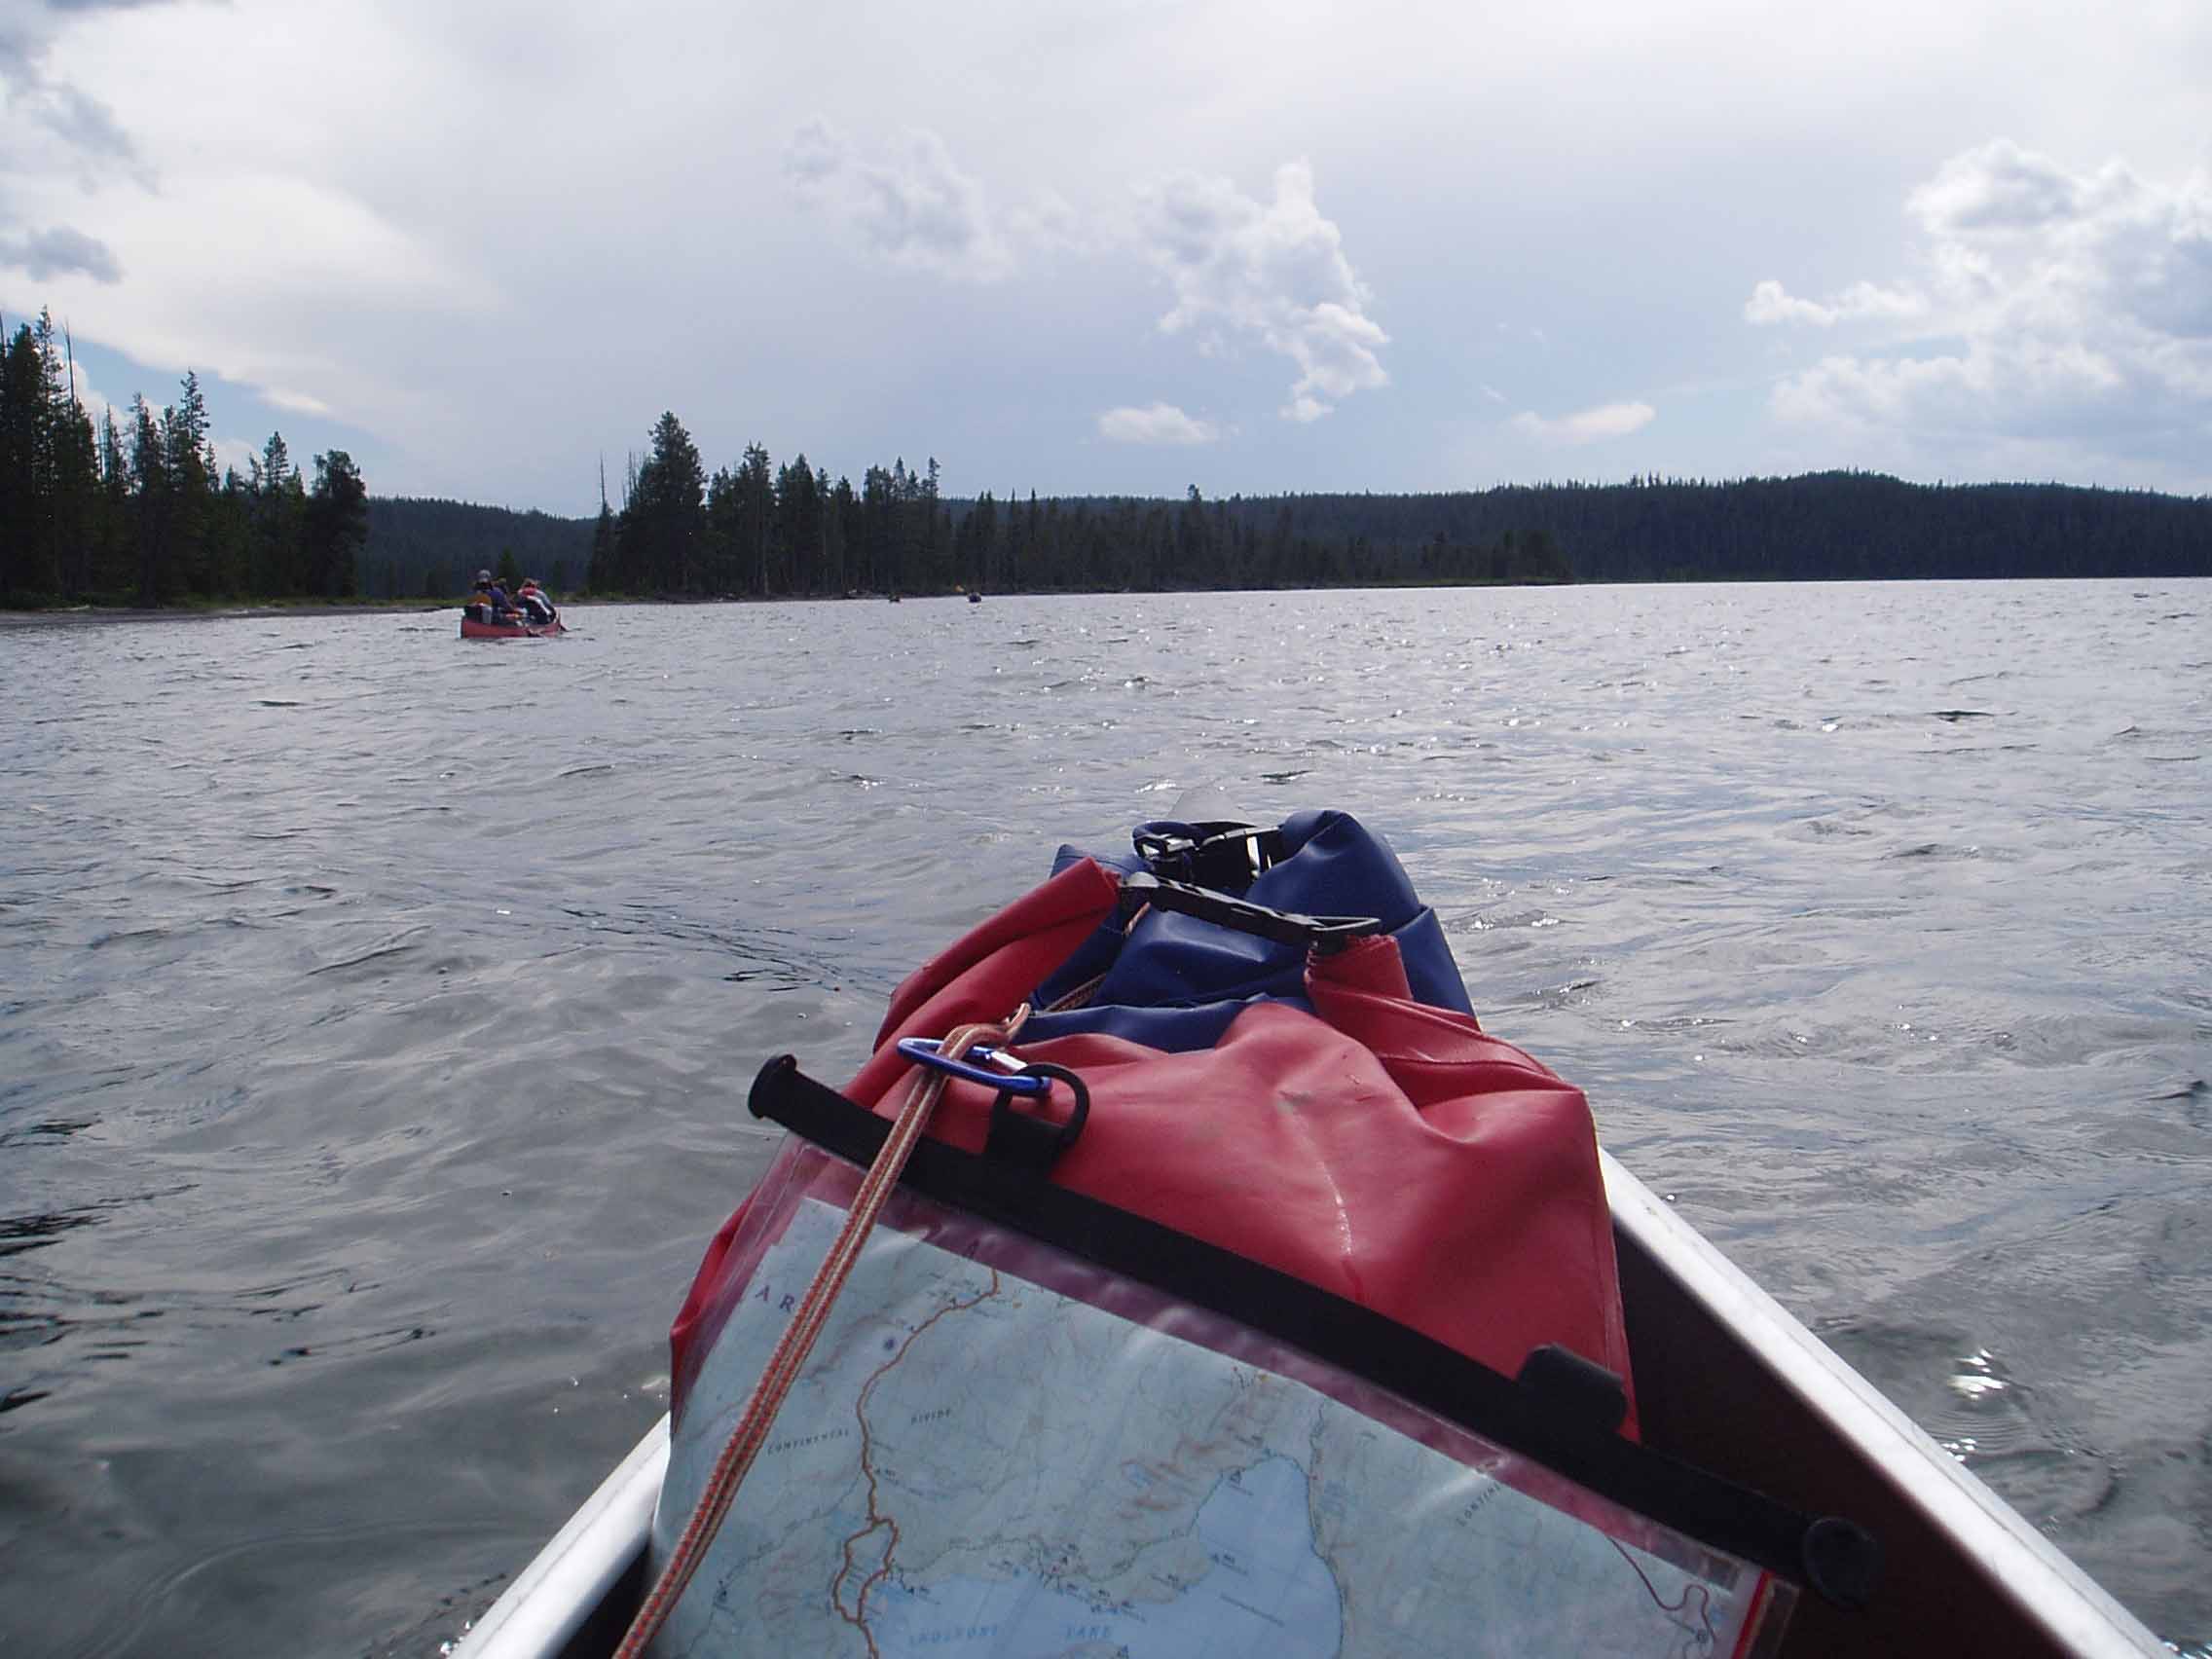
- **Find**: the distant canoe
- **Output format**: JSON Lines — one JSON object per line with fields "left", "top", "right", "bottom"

{"left": 461, "top": 614, "right": 566, "bottom": 640}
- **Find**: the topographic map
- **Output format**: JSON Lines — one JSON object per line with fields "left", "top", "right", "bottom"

{"left": 652, "top": 1197, "right": 1779, "bottom": 1657}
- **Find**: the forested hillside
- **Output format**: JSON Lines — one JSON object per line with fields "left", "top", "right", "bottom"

{"left": 362, "top": 498, "right": 592, "bottom": 599}
{"left": 1259, "top": 475, "right": 2212, "bottom": 583}
{"left": 567, "top": 419, "right": 1574, "bottom": 598}
{"left": 369, "top": 414, "right": 2212, "bottom": 598}
{"left": 553, "top": 411, "right": 2210, "bottom": 601}
{"left": 7, "top": 321, "right": 2208, "bottom": 609}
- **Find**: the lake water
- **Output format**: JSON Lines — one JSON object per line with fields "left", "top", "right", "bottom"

{"left": 1, "top": 581, "right": 2206, "bottom": 1655}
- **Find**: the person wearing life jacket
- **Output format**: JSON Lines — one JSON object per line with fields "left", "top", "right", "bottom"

{"left": 476, "top": 570, "right": 524, "bottom": 625}
{"left": 515, "top": 578, "right": 558, "bottom": 626}
{"left": 467, "top": 569, "right": 498, "bottom": 623}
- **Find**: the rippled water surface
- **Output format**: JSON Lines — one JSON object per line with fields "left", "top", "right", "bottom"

{"left": 2, "top": 582, "right": 2207, "bottom": 1654}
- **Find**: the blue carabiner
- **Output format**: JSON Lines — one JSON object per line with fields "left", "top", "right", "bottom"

{"left": 895, "top": 1036, "right": 1053, "bottom": 1096}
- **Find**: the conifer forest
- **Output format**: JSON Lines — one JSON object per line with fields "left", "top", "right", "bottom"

{"left": 5, "top": 310, "right": 2207, "bottom": 610}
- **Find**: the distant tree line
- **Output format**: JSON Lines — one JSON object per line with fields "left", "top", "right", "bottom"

{"left": 361, "top": 498, "right": 590, "bottom": 601}
{"left": 564, "top": 410, "right": 1571, "bottom": 603}
{"left": 13, "top": 327, "right": 2212, "bottom": 608}
{"left": 538, "top": 411, "right": 2212, "bottom": 601}
{"left": 1258, "top": 473, "right": 2212, "bottom": 583}
{"left": 342, "top": 455, "right": 2212, "bottom": 608}
{"left": 0, "top": 309, "right": 368, "bottom": 607}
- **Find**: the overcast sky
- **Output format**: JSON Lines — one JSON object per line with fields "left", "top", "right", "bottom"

{"left": 4, "top": 0, "right": 2208, "bottom": 515}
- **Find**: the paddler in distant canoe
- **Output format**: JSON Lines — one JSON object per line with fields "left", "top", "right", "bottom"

{"left": 514, "top": 577, "right": 559, "bottom": 627}
{"left": 468, "top": 569, "right": 520, "bottom": 626}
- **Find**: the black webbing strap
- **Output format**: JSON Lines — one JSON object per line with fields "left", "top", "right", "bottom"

{"left": 747, "top": 1054, "right": 1880, "bottom": 1607}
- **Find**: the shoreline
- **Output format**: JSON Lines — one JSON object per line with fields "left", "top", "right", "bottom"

{"left": 0, "top": 594, "right": 901, "bottom": 628}
{"left": 0, "top": 602, "right": 500, "bottom": 629}
{"left": 0, "top": 594, "right": 902, "bottom": 628}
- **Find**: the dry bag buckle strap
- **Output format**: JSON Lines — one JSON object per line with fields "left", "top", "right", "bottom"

{"left": 895, "top": 1036, "right": 1090, "bottom": 1171}
{"left": 1121, "top": 869, "right": 1383, "bottom": 956}
{"left": 1133, "top": 821, "right": 1284, "bottom": 888}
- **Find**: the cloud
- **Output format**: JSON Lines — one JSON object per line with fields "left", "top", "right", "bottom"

{"left": 1096, "top": 402, "right": 1221, "bottom": 445}
{"left": 1006, "top": 188, "right": 1087, "bottom": 257}
{"left": 25, "top": 171, "right": 495, "bottom": 431}
{"left": 19, "top": 79, "right": 139, "bottom": 163}
{"left": 779, "top": 132, "right": 1389, "bottom": 427}
{"left": 1906, "top": 139, "right": 2110, "bottom": 238}
{"left": 1747, "top": 140, "right": 2212, "bottom": 456}
{"left": 1744, "top": 277, "right": 1924, "bottom": 327}
{"left": 0, "top": 0, "right": 175, "bottom": 177}
{"left": 0, "top": 222, "right": 121, "bottom": 281}
{"left": 261, "top": 385, "right": 331, "bottom": 416}
{"left": 784, "top": 119, "right": 1014, "bottom": 282}
{"left": 48, "top": 350, "right": 111, "bottom": 424}
{"left": 1512, "top": 400, "right": 1656, "bottom": 445}
{"left": 1134, "top": 160, "right": 1388, "bottom": 423}
{"left": 1, "top": 1, "right": 81, "bottom": 87}
{"left": 210, "top": 432, "right": 260, "bottom": 480}
{"left": 10, "top": 2, "right": 2205, "bottom": 510}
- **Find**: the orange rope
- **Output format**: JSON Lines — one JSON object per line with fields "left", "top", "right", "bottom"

{"left": 615, "top": 1012, "right": 1027, "bottom": 1656}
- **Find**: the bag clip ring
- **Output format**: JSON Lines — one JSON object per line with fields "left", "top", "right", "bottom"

{"left": 896, "top": 1036, "right": 1052, "bottom": 1095}
{"left": 895, "top": 1037, "right": 1090, "bottom": 1170}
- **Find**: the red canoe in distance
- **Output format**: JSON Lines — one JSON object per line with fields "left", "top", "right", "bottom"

{"left": 461, "top": 615, "right": 567, "bottom": 640}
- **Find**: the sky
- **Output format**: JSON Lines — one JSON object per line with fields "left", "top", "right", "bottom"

{"left": 3, "top": 0, "right": 2209, "bottom": 516}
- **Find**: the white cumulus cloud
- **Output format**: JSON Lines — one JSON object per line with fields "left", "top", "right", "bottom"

{"left": 1747, "top": 140, "right": 2212, "bottom": 464}
{"left": 1906, "top": 140, "right": 2116, "bottom": 238}
{"left": 1134, "top": 160, "right": 1388, "bottom": 423}
{"left": 1511, "top": 400, "right": 1655, "bottom": 445}
{"left": 1744, "top": 278, "right": 1924, "bottom": 327}
{"left": 1095, "top": 402, "right": 1221, "bottom": 445}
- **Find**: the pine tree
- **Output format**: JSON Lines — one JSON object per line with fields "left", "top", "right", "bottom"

{"left": 128, "top": 393, "right": 171, "bottom": 602}
{"left": 586, "top": 457, "right": 617, "bottom": 593}
{"left": 252, "top": 432, "right": 301, "bottom": 594}
{"left": 51, "top": 400, "right": 97, "bottom": 598}
{"left": 818, "top": 467, "right": 844, "bottom": 593}
{"left": 704, "top": 463, "right": 740, "bottom": 594}
{"left": 94, "top": 405, "right": 129, "bottom": 594}
{"left": 618, "top": 413, "right": 705, "bottom": 594}
{"left": 921, "top": 457, "right": 950, "bottom": 590}
{"left": 0, "top": 322, "right": 49, "bottom": 599}
{"left": 0, "top": 311, "right": 101, "bottom": 599}
{"left": 305, "top": 450, "right": 367, "bottom": 596}
{"left": 588, "top": 498, "right": 616, "bottom": 593}
{"left": 861, "top": 463, "right": 897, "bottom": 593}
{"left": 1177, "top": 484, "right": 1211, "bottom": 581}
{"left": 775, "top": 455, "right": 824, "bottom": 595}
{"left": 738, "top": 441, "right": 772, "bottom": 595}
{"left": 163, "top": 369, "right": 216, "bottom": 594}
{"left": 28, "top": 311, "right": 71, "bottom": 595}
